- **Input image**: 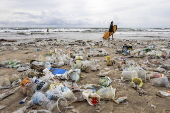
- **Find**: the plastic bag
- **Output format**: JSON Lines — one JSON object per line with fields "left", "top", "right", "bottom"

{"left": 60, "top": 86, "right": 77, "bottom": 102}
{"left": 72, "top": 60, "right": 83, "bottom": 69}
{"left": 67, "top": 69, "right": 80, "bottom": 82}
{"left": 46, "top": 83, "right": 77, "bottom": 102}
{"left": 151, "top": 77, "right": 169, "bottom": 87}
{"left": 41, "top": 68, "right": 54, "bottom": 80}
{"left": 96, "top": 86, "right": 116, "bottom": 100}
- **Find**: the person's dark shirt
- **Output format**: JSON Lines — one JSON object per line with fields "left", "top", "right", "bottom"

{"left": 109, "top": 24, "right": 113, "bottom": 32}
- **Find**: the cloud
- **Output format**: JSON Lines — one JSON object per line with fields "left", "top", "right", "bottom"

{"left": 13, "top": 12, "right": 41, "bottom": 18}
{"left": 0, "top": 0, "right": 170, "bottom": 28}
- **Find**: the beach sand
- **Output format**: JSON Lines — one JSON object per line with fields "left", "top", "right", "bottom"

{"left": 0, "top": 38, "right": 170, "bottom": 113}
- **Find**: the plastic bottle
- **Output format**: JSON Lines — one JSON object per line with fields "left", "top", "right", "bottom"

{"left": 32, "top": 77, "right": 49, "bottom": 91}
{"left": 32, "top": 91, "right": 53, "bottom": 110}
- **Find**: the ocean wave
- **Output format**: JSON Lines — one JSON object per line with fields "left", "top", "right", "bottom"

{"left": 0, "top": 27, "right": 170, "bottom": 33}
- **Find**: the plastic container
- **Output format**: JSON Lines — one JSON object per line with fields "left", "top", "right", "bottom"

{"left": 121, "top": 70, "right": 138, "bottom": 81}
{"left": 137, "top": 69, "right": 146, "bottom": 82}
{"left": 82, "top": 89, "right": 100, "bottom": 106}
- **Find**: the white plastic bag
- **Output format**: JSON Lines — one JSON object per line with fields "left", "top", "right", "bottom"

{"left": 151, "top": 77, "right": 169, "bottom": 87}
{"left": 46, "top": 83, "right": 77, "bottom": 102}
{"left": 97, "top": 86, "right": 116, "bottom": 100}
{"left": 67, "top": 69, "right": 80, "bottom": 82}
{"left": 41, "top": 68, "right": 54, "bottom": 80}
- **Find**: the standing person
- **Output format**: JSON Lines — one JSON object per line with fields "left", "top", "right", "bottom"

{"left": 47, "top": 28, "right": 49, "bottom": 32}
{"left": 109, "top": 21, "right": 114, "bottom": 40}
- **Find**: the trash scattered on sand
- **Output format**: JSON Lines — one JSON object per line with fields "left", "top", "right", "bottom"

{"left": 0, "top": 38, "right": 170, "bottom": 112}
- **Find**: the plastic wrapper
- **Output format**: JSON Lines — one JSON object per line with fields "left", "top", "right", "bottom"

{"left": 114, "top": 96, "right": 127, "bottom": 104}
{"left": 99, "top": 76, "right": 112, "bottom": 87}
{"left": 158, "top": 91, "right": 170, "bottom": 96}
{"left": 131, "top": 77, "right": 143, "bottom": 87}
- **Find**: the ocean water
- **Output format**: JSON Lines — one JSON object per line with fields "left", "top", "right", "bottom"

{"left": 0, "top": 27, "right": 170, "bottom": 43}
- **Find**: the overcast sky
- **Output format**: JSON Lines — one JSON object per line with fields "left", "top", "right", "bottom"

{"left": 0, "top": 0, "right": 170, "bottom": 28}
